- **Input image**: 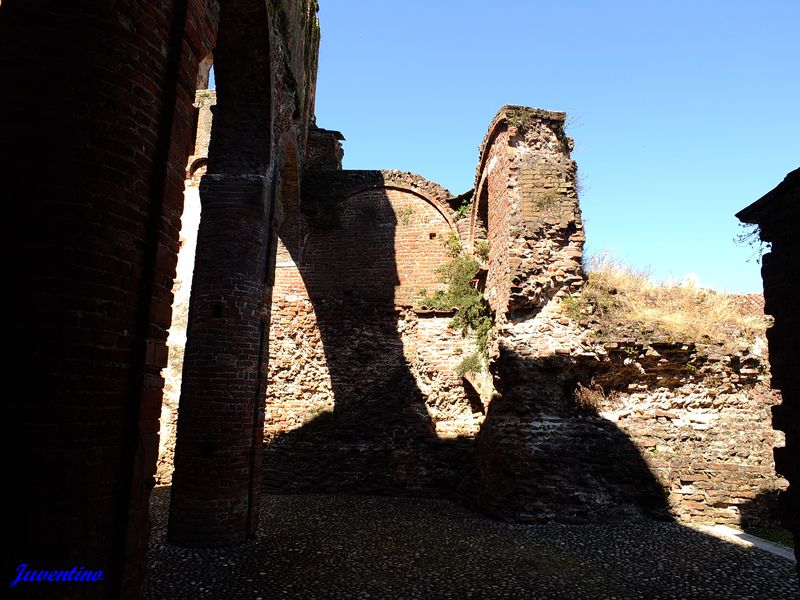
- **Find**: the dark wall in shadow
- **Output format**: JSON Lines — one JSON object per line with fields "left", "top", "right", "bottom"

{"left": 476, "top": 349, "right": 671, "bottom": 522}
{"left": 740, "top": 489, "right": 791, "bottom": 531}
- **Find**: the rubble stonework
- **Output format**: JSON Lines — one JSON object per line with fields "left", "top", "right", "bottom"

{"left": 583, "top": 339, "right": 785, "bottom": 527}
{"left": 263, "top": 169, "right": 482, "bottom": 494}
{"left": 159, "top": 104, "right": 787, "bottom": 530}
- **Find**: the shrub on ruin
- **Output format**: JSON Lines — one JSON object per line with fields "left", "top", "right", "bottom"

{"left": 453, "top": 200, "right": 472, "bottom": 221}
{"left": 456, "top": 352, "right": 484, "bottom": 377}
{"left": 474, "top": 239, "right": 490, "bottom": 262}
{"left": 417, "top": 235, "right": 494, "bottom": 360}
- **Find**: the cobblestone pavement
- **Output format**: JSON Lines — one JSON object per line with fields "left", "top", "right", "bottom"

{"left": 146, "top": 488, "right": 798, "bottom": 599}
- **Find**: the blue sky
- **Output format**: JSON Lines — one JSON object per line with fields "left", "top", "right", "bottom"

{"left": 312, "top": 1, "right": 799, "bottom": 293}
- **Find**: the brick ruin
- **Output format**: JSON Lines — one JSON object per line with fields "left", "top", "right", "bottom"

{"left": 738, "top": 168, "right": 800, "bottom": 569}
{"left": 4, "top": 2, "right": 796, "bottom": 597}
{"left": 6, "top": 0, "right": 321, "bottom": 596}
{"left": 158, "top": 99, "right": 788, "bottom": 530}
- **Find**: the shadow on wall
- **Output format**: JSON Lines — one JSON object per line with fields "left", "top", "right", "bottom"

{"left": 261, "top": 172, "right": 671, "bottom": 522}
{"left": 739, "top": 490, "right": 788, "bottom": 535}
{"left": 266, "top": 176, "right": 475, "bottom": 496}
{"left": 475, "top": 348, "right": 671, "bottom": 522}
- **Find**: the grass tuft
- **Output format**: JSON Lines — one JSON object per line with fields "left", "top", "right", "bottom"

{"left": 573, "top": 254, "right": 768, "bottom": 351}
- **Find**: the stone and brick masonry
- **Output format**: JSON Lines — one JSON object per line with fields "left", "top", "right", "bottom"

{"left": 158, "top": 103, "right": 787, "bottom": 530}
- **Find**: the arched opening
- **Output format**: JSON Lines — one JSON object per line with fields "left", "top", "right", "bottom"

{"left": 196, "top": 52, "right": 214, "bottom": 89}
{"left": 470, "top": 179, "right": 489, "bottom": 245}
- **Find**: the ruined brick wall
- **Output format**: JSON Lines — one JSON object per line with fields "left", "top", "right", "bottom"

{"left": 738, "top": 167, "right": 800, "bottom": 567}
{"left": 157, "top": 93, "right": 788, "bottom": 538}
{"left": 473, "top": 107, "right": 584, "bottom": 318}
{"left": 473, "top": 107, "right": 602, "bottom": 521}
{"left": 263, "top": 170, "right": 484, "bottom": 495}
{"left": 305, "top": 126, "right": 345, "bottom": 169}
{"left": 472, "top": 108, "right": 785, "bottom": 528}
{"left": 588, "top": 338, "right": 787, "bottom": 527}
{"left": 3, "top": 0, "right": 217, "bottom": 596}
{"left": 156, "top": 90, "right": 216, "bottom": 485}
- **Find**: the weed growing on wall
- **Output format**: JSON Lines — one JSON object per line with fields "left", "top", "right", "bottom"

{"left": 398, "top": 206, "right": 414, "bottom": 225}
{"left": 453, "top": 198, "right": 472, "bottom": 221}
{"left": 418, "top": 233, "right": 493, "bottom": 374}
{"left": 506, "top": 108, "right": 534, "bottom": 129}
{"left": 443, "top": 231, "right": 463, "bottom": 257}
{"left": 455, "top": 352, "right": 483, "bottom": 377}
{"left": 474, "top": 239, "right": 490, "bottom": 263}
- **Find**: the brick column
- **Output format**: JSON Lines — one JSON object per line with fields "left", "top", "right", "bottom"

{"left": 168, "top": 175, "right": 274, "bottom": 545}
{"left": 3, "top": 0, "right": 216, "bottom": 595}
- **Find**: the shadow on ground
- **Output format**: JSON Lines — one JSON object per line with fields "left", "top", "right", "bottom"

{"left": 146, "top": 487, "right": 798, "bottom": 600}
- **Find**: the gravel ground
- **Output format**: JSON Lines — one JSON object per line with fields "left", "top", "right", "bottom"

{"left": 146, "top": 487, "right": 798, "bottom": 599}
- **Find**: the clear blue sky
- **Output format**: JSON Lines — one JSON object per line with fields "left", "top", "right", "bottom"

{"left": 312, "top": 0, "right": 799, "bottom": 293}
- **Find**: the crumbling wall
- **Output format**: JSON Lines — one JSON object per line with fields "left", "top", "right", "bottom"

{"left": 470, "top": 107, "right": 786, "bottom": 528}
{"left": 473, "top": 107, "right": 612, "bottom": 521}
{"left": 159, "top": 100, "right": 787, "bottom": 533}
{"left": 587, "top": 338, "right": 786, "bottom": 527}
{"left": 263, "top": 170, "right": 483, "bottom": 495}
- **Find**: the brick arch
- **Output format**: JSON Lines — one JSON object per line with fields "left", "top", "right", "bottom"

{"left": 196, "top": 52, "right": 214, "bottom": 89}
{"left": 469, "top": 176, "right": 489, "bottom": 245}
{"left": 333, "top": 184, "right": 457, "bottom": 305}
{"left": 187, "top": 156, "right": 208, "bottom": 179}
{"left": 341, "top": 182, "right": 457, "bottom": 233}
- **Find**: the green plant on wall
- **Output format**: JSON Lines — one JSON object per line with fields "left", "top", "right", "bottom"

{"left": 560, "top": 295, "right": 584, "bottom": 321}
{"left": 453, "top": 197, "right": 472, "bottom": 221}
{"left": 474, "top": 239, "right": 490, "bottom": 262}
{"left": 398, "top": 206, "right": 414, "bottom": 226}
{"left": 506, "top": 109, "right": 534, "bottom": 129}
{"left": 417, "top": 233, "right": 493, "bottom": 375}
{"left": 443, "top": 231, "right": 463, "bottom": 257}
{"left": 456, "top": 352, "right": 483, "bottom": 377}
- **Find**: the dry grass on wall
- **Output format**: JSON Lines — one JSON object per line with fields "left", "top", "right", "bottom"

{"left": 564, "top": 254, "right": 770, "bottom": 351}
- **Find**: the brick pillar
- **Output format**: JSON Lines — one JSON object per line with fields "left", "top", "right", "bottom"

{"left": 167, "top": 0, "right": 276, "bottom": 546}
{"left": 168, "top": 175, "right": 273, "bottom": 545}
{"left": 3, "top": 0, "right": 216, "bottom": 596}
